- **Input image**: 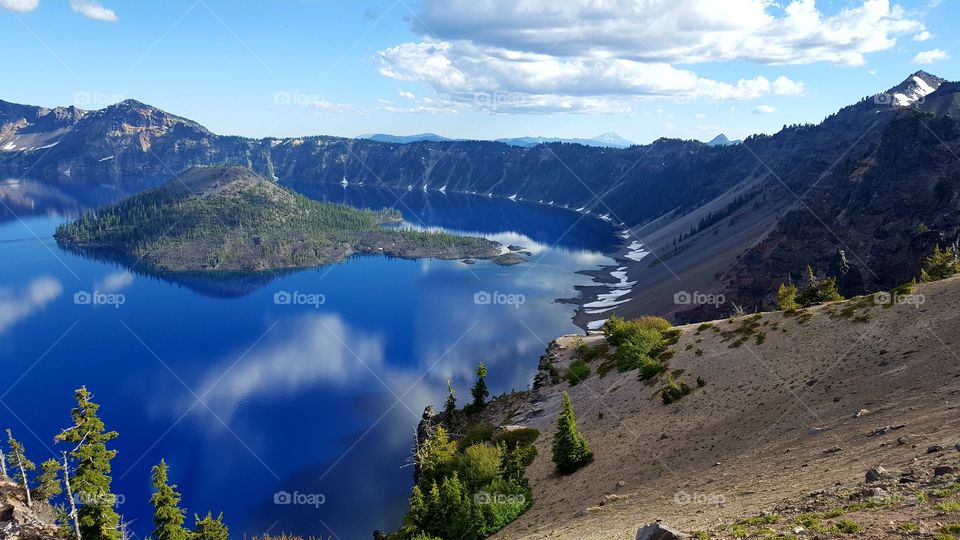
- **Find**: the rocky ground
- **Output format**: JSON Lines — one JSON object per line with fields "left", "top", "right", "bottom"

{"left": 478, "top": 275, "right": 960, "bottom": 539}
{"left": 0, "top": 479, "right": 63, "bottom": 540}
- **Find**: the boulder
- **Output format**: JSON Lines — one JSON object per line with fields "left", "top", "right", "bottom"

{"left": 928, "top": 445, "right": 944, "bottom": 454}
{"left": 934, "top": 466, "right": 955, "bottom": 477}
{"left": 865, "top": 467, "right": 887, "bottom": 482}
{"left": 636, "top": 523, "right": 689, "bottom": 540}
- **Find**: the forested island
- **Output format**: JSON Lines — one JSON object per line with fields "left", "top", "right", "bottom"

{"left": 55, "top": 166, "right": 508, "bottom": 271}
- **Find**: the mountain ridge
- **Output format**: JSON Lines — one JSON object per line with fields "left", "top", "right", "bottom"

{"left": 4, "top": 71, "right": 960, "bottom": 320}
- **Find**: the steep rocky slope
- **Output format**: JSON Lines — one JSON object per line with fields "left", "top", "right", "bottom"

{"left": 472, "top": 276, "right": 960, "bottom": 539}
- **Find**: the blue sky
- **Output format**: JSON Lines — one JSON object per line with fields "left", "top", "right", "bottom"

{"left": 0, "top": 0, "right": 957, "bottom": 143}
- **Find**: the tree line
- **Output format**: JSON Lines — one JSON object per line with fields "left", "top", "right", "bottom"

{"left": 1, "top": 387, "right": 227, "bottom": 540}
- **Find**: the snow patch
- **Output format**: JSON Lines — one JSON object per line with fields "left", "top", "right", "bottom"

{"left": 625, "top": 241, "right": 650, "bottom": 262}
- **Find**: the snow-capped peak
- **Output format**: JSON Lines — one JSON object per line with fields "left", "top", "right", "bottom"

{"left": 887, "top": 71, "right": 945, "bottom": 107}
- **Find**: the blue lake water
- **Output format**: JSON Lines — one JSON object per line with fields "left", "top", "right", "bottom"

{"left": 0, "top": 184, "right": 619, "bottom": 538}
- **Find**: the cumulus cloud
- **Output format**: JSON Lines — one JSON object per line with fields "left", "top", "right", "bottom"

{"left": 70, "top": 0, "right": 117, "bottom": 22}
{"left": 0, "top": 0, "right": 38, "bottom": 12}
{"left": 410, "top": 0, "right": 922, "bottom": 66}
{"left": 913, "top": 49, "right": 948, "bottom": 64}
{"left": 753, "top": 105, "right": 777, "bottom": 114}
{"left": 913, "top": 31, "right": 932, "bottom": 42}
{"left": 378, "top": 0, "right": 917, "bottom": 112}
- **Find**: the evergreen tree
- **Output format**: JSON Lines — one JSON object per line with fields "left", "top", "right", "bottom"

{"left": 921, "top": 243, "right": 960, "bottom": 282}
{"left": 466, "top": 363, "right": 489, "bottom": 414}
{"left": 6, "top": 429, "right": 36, "bottom": 507}
{"left": 551, "top": 392, "right": 593, "bottom": 474}
{"left": 150, "top": 459, "right": 188, "bottom": 540}
{"left": 54, "top": 386, "right": 121, "bottom": 540}
{"left": 796, "top": 266, "right": 843, "bottom": 307}
{"left": 417, "top": 426, "right": 456, "bottom": 485}
{"left": 192, "top": 512, "right": 228, "bottom": 540}
{"left": 444, "top": 379, "right": 457, "bottom": 416}
{"left": 36, "top": 458, "right": 63, "bottom": 502}
{"left": 400, "top": 485, "right": 428, "bottom": 534}
{"left": 777, "top": 283, "right": 799, "bottom": 311}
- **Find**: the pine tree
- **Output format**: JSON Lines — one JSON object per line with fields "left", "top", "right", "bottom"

{"left": 150, "top": 459, "right": 188, "bottom": 540}
{"left": 36, "top": 458, "right": 63, "bottom": 502}
{"left": 551, "top": 392, "right": 593, "bottom": 474}
{"left": 192, "top": 512, "right": 228, "bottom": 540}
{"left": 54, "top": 386, "right": 121, "bottom": 540}
{"left": 401, "top": 485, "right": 428, "bottom": 535}
{"left": 921, "top": 243, "right": 960, "bottom": 282}
{"left": 777, "top": 283, "right": 799, "bottom": 311}
{"left": 466, "top": 363, "right": 489, "bottom": 414}
{"left": 6, "top": 429, "right": 36, "bottom": 507}
{"left": 444, "top": 379, "right": 457, "bottom": 416}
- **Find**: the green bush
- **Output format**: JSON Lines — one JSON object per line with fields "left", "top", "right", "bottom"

{"left": 491, "top": 428, "right": 540, "bottom": 450}
{"left": 457, "top": 423, "right": 495, "bottom": 452}
{"left": 661, "top": 375, "right": 692, "bottom": 404}
{"left": 458, "top": 443, "right": 502, "bottom": 489}
{"left": 565, "top": 360, "right": 591, "bottom": 385}
{"left": 614, "top": 327, "right": 663, "bottom": 372}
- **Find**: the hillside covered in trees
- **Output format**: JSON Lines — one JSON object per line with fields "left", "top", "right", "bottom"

{"left": 54, "top": 166, "right": 502, "bottom": 272}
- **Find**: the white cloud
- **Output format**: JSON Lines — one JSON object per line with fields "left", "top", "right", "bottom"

{"left": 913, "top": 30, "right": 932, "bottom": 42}
{"left": 0, "top": 277, "right": 62, "bottom": 333}
{"left": 753, "top": 105, "right": 777, "bottom": 114}
{"left": 410, "top": 0, "right": 923, "bottom": 66}
{"left": 772, "top": 76, "right": 806, "bottom": 96}
{"left": 378, "top": 0, "right": 921, "bottom": 112}
{"left": 378, "top": 41, "right": 805, "bottom": 113}
{"left": 0, "top": 0, "right": 38, "bottom": 12}
{"left": 398, "top": 89, "right": 416, "bottom": 100}
{"left": 913, "top": 49, "right": 948, "bottom": 64}
{"left": 70, "top": 0, "right": 117, "bottom": 22}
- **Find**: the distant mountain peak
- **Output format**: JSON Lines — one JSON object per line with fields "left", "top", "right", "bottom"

{"left": 885, "top": 71, "right": 946, "bottom": 107}
{"left": 708, "top": 134, "right": 741, "bottom": 147}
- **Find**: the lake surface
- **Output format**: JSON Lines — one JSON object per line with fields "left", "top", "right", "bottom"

{"left": 0, "top": 183, "right": 619, "bottom": 538}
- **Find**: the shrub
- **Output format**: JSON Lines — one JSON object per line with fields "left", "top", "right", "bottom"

{"left": 457, "top": 423, "right": 495, "bottom": 452}
{"left": 565, "top": 360, "right": 591, "bottom": 385}
{"left": 458, "top": 443, "right": 502, "bottom": 489}
{"left": 491, "top": 428, "right": 540, "bottom": 450}
{"left": 603, "top": 315, "right": 670, "bottom": 346}
{"left": 834, "top": 520, "right": 861, "bottom": 534}
{"left": 661, "top": 375, "right": 692, "bottom": 404}
{"left": 614, "top": 327, "right": 663, "bottom": 372}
